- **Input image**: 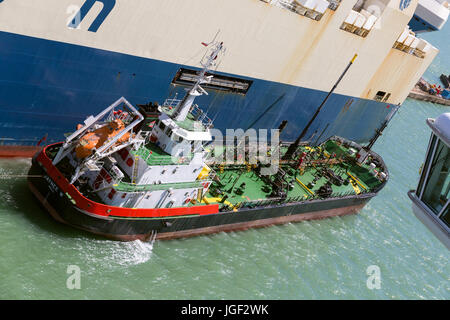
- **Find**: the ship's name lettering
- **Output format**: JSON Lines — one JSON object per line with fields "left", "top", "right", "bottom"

{"left": 68, "top": 0, "right": 116, "bottom": 32}
{"left": 44, "top": 175, "right": 59, "bottom": 193}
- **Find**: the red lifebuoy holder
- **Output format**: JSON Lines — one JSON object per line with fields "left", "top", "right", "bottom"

{"left": 126, "top": 158, "right": 134, "bottom": 167}
{"left": 108, "top": 189, "right": 117, "bottom": 199}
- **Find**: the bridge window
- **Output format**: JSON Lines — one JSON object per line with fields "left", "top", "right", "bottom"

{"left": 417, "top": 135, "right": 437, "bottom": 197}
{"left": 171, "top": 134, "right": 183, "bottom": 143}
{"left": 439, "top": 205, "right": 450, "bottom": 227}
{"left": 420, "top": 138, "right": 450, "bottom": 214}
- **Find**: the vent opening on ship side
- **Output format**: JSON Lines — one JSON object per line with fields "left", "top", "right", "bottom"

{"left": 172, "top": 68, "right": 253, "bottom": 95}
{"left": 374, "top": 91, "right": 386, "bottom": 102}
{"left": 260, "top": 0, "right": 341, "bottom": 21}
{"left": 340, "top": 0, "right": 388, "bottom": 37}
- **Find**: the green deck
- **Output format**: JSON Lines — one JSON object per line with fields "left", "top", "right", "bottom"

{"left": 203, "top": 139, "right": 385, "bottom": 210}
{"left": 161, "top": 105, "right": 207, "bottom": 132}
{"left": 116, "top": 180, "right": 205, "bottom": 193}
{"left": 113, "top": 137, "right": 385, "bottom": 211}
{"left": 131, "top": 143, "right": 191, "bottom": 166}
{"left": 204, "top": 166, "right": 355, "bottom": 209}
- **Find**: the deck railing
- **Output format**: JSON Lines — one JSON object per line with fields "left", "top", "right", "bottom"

{"left": 117, "top": 180, "right": 212, "bottom": 193}
{"left": 392, "top": 26, "right": 431, "bottom": 59}
{"left": 261, "top": 0, "right": 340, "bottom": 21}
{"left": 219, "top": 188, "right": 370, "bottom": 212}
{"left": 133, "top": 146, "right": 192, "bottom": 166}
{"left": 162, "top": 98, "right": 213, "bottom": 130}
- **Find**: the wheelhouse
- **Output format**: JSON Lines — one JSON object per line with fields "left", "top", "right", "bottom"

{"left": 408, "top": 113, "right": 450, "bottom": 249}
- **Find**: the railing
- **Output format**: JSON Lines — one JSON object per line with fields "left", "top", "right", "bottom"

{"left": 392, "top": 27, "right": 431, "bottom": 58}
{"left": 117, "top": 180, "right": 211, "bottom": 193}
{"left": 340, "top": 10, "right": 378, "bottom": 38}
{"left": 92, "top": 179, "right": 113, "bottom": 193}
{"left": 219, "top": 188, "right": 370, "bottom": 212}
{"left": 162, "top": 98, "right": 213, "bottom": 130}
{"left": 261, "top": 0, "right": 340, "bottom": 21}
{"left": 189, "top": 104, "right": 214, "bottom": 129}
{"left": 162, "top": 98, "right": 181, "bottom": 109}
{"left": 91, "top": 166, "right": 119, "bottom": 192}
{"left": 133, "top": 146, "right": 192, "bottom": 166}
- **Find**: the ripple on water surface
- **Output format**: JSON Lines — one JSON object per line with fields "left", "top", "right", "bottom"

{"left": 1, "top": 91, "right": 450, "bottom": 299}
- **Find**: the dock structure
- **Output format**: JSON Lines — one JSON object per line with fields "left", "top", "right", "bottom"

{"left": 408, "top": 77, "right": 450, "bottom": 106}
{"left": 408, "top": 88, "right": 450, "bottom": 106}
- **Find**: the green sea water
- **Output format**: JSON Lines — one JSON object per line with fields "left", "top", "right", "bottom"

{"left": 1, "top": 27, "right": 450, "bottom": 300}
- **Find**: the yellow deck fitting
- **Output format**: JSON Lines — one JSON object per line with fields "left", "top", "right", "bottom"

{"left": 296, "top": 178, "right": 315, "bottom": 195}
{"left": 346, "top": 172, "right": 367, "bottom": 191}
{"left": 350, "top": 180, "right": 361, "bottom": 195}
{"left": 203, "top": 196, "right": 235, "bottom": 209}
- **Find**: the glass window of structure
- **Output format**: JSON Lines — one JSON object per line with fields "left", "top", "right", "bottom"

{"left": 439, "top": 205, "right": 450, "bottom": 228}
{"left": 421, "top": 138, "right": 450, "bottom": 214}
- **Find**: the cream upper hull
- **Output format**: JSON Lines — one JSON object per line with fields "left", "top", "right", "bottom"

{"left": 0, "top": 0, "right": 438, "bottom": 105}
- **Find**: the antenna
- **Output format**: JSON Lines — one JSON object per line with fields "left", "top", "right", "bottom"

{"left": 171, "top": 39, "right": 225, "bottom": 122}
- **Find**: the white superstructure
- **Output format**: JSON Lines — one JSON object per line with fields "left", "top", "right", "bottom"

{"left": 412, "top": 0, "right": 449, "bottom": 32}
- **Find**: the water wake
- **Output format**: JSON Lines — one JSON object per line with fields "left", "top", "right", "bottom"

{"left": 111, "top": 232, "right": 158, "bottom": 267}
{"left": 78, "top": 231, "right": 158, "bottom": 270}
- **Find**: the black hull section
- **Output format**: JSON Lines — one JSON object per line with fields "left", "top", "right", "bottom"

{"left": 28, "top": 158, "right": 374, "bottom": 241}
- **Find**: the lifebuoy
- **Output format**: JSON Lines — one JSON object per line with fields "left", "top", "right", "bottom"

{"left": 126, "top": 158, "right": 134, "bottom": 167}
{"left": 108, "top": 189, "right": 116, "bottom": 200}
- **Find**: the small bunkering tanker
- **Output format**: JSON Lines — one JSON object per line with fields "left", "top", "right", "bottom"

{"left": 28, "top": 42, "right": 390, "bottom": 241}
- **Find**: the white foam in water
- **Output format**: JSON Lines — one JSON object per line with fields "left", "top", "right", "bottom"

{"left": 113, "top": 232, "right": 158, "bottom": 267}
{"left": 78, "top": 232, "right": 158, "bottom": 270}
{"left": 116, "top": 239, "right": 156, "bottom": 266}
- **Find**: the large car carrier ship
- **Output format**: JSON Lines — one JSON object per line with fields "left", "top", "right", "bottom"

{"left": 0, "top": 0, "right": 448, "bottom": 157}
